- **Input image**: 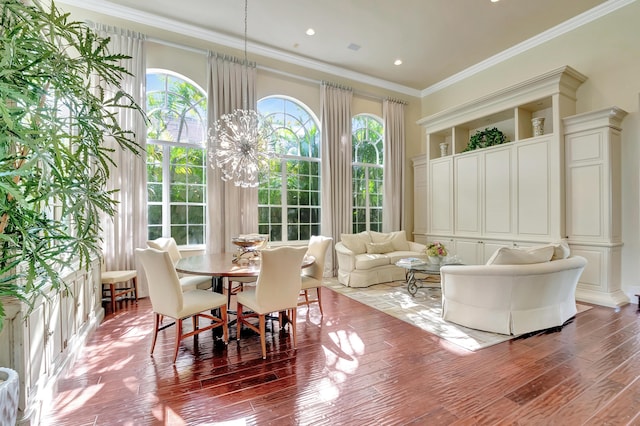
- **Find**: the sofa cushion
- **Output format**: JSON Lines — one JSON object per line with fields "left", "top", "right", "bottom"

{"left": 366, "top": 241, "right": 395, "bottom": 254}
{"left": 340, "top": 231, "right": 371, "bottom": 255}
{"left": 355, "top": 253, "right": 391, "bottom": 270}
{"left": 369, "top": 230, "right": 410, "bottom": 251}
{"left": 486, "top": 245, "right": 554, "bottom": 265}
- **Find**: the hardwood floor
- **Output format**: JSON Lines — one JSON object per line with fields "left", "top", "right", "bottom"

{"left": 44, "top": 286, "right": 640, "bottom": 425}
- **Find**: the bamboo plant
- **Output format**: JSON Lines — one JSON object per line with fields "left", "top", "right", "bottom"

{"left": 0, "top": 0, "right": 144, "bottom": 331}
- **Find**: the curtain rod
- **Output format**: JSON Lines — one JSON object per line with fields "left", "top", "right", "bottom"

{"left": 146, "top": 36, "right": 397, "bottom": 104}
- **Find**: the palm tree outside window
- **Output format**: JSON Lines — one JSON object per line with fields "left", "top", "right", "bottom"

{"left": 352, "top": 114, "right": 384, "bottom": 233}
{"left": 257, "top": 96, "right": 321, "bottom": 242}
{"left": 146, "top": 70, "right": 207, "bottom": 246}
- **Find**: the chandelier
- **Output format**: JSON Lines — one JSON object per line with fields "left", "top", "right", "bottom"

{"left": 208, "top": 0, "right": 274, "bottom": 188}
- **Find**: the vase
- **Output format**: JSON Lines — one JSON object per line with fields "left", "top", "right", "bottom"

{"left": 439, "top": 142, "right": 449, "bottom": 157}
{"left": 531, "top": 117, "right": 545, "bottom": 137}
{"left": 0, "top": 367, "right": 19, "bottom": 426}
{"left": 428, "top": 256, "right": 441, "bottom": 265}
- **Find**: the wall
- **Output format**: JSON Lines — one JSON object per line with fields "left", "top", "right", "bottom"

{"left": 419, "top": 1, "right": 640, "bottom": 299}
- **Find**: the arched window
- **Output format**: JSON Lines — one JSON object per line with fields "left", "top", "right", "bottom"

{"left": 146, "top": 70, "right": 207, "bottom": 246}
{"left": 352, "top": 114, "right": 384, "bottom": 232}
{"left": 257, "top": 96, "right": 321, "bottom": 242}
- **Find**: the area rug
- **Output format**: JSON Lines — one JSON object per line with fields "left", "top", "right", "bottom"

{"left": 326, "top": 279, "right": 592, "bottom": 352}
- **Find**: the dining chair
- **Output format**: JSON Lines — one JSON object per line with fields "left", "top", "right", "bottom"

{"left": 136, "top": 247, "right": 228, "bottom": 363}
{"left": 147, "top": 237, "right": 212, "bottom": 291}
{"left": 299, "top": 235, "right": 333, "bottom": 315}
{"left": 236, "top": 245, "right": 307, "bottom": 359}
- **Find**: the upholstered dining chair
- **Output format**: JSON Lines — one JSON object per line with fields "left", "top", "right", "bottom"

{"left": 136, "top": 247, "right": 228, "bottom": 363}
{"left": 226, "top": 233, "right": 270, "bottom": 307}
{"left": 147, "top": 237, "right": 212, "bottom": 291}
{"left": 236, "top": 245, "right": 307, "bottom": 359}
{"left": 299, "top": 235, "right": 333, "bottom": 315}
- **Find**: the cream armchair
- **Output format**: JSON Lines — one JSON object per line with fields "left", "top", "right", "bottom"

{"left": 440, "top": 255, "right": 587, "bottom": 335}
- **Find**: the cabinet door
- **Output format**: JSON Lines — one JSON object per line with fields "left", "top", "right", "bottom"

{"left": 454, "top": 239, "right": 482, "bottom": 265}
{"left": 455, "top": 155, "right": 481, "bottom": 235}
{"left": 429, "top": 158, "right": 453, "bottom": 234}
{"left": 484, "top": 147, "right": 513, "bottom": 237}
{"left": 516, "top": 139, "right": 551, "bottom": 237}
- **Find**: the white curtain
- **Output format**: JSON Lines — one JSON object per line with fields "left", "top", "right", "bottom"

{"left": 320, "top": 83, "right": 353, "bottom": 275}
{"left": 382, "top": 99, "right": 406, "bottom": 232}
{"left": 206, "top": 53, "right": 258, "bottom": 254}
{"left": 92, "top": 24, "right": 149, "bottom": 295}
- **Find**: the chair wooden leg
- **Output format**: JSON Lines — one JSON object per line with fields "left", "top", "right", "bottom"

{"left": 109, "top": 283, "right": 116, "bottom": 313}
{"left": 221, "top": 305, "right": 229, "bottom": 343}
{"left": 132, "top": 276, "right": 139, "bottom": 303}
{"left": 150, "top": 313, "right": 160, "bottom": 355}
{"left": 173, "top": 318, "right": 183, "bottom": 364}
{"left": 290, "top": 308, "right": 297, "bottom": 350}
{"left": 259, "top": 314, "right": 266, "bottom": 359}
{"left": 317, "top": 287, "right": 323, "bottom": 316}
{"left": 236, "top": 302, "right": 243, "bottom": 341}
{"left": 304, "top": 290, "right": 309, "bottom": 304}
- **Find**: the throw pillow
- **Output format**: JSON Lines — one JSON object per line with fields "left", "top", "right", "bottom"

{"left": 486, "top": 245, "right": 554, "bottom": 265}
{"left": 340, "top": 232, "right": 370, "bottom": 255}
{"left": 551, "top": 240, "right": 571, "bottom": 260}
{"left": 366, "top": 241, "right": 395, "bottom": 254}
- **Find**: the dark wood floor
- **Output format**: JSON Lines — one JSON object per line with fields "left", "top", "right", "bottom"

{"left": 44, "top": 286, "right": 640, "bottom": 425}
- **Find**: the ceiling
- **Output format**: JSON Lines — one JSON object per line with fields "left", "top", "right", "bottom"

{"left": 60, "top": 0, "right": 615, "bottom": 95}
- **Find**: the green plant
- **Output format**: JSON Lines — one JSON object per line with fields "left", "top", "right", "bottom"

{"left": 463, "top": 127, "right": 509, "bottom": 152}
{"left": 0, "top": 0, "right": 144, "bottom": 331}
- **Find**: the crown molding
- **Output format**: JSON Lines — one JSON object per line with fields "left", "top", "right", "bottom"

{"left": 421, "top": 0, "right": 636, "bottom": 97}
{"left": 56, "top": 0, "right": 633, "bottom": 100}
{"left": 55, "top": 0, "right": 422, "bottom": 97}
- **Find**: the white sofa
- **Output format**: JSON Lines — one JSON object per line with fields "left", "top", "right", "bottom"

{"left": 335, "top": 231, "right": 428, "bottom": 287}
{"left": 440, "top": 246, "right": 587, "bottom": 335}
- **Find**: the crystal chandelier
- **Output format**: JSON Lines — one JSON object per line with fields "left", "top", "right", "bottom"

{"left": 208, "top": 0, "right": 274, "bottom": 188}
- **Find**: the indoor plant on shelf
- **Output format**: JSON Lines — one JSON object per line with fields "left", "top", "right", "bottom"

{"left": 463, "top": 127, "right": 509, "bottom": 152}
{"left": 0, "top": 0, "right": 144, "bottom": 332}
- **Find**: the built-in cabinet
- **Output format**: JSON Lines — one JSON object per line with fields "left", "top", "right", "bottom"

{"left": 564, "top": 107, "right": 628, "bottom": 307}
{"left": 414, "top": 65, "right": 628, "bottom": 307}
{"left": 0, "top": 258, "right": 103, "bottom": 425}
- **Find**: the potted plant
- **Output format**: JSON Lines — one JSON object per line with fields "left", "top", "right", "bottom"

{"left": 426, "top": 242, "right": 448, "bottom": 264}
{"left": 0, "top": 0, "right": 144, "bottom": 332}
{"left": 463, "top": 127, "right": 509, "bottom": 152}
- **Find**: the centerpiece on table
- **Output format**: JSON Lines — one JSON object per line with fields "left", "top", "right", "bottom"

{"left": 426, "top": 242, "right": 448, "bottom": 265}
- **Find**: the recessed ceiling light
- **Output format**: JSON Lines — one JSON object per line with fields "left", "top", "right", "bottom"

{"left": 394, "top": 59, "right": 403, "bottom": 66}
{"left": 306, "top": 28, "right": 315, "bottom": 36}
{"left": 491, "top": 0, "right": 499, "bottom": 2}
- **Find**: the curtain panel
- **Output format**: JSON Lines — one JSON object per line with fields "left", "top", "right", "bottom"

{"left": 320, "top": 83, "right": 353, "bottom": 275}
{"left": 92, "top": 23, "right": 149, "bottom": 296}
{"left": 382, "top": 99, "right": 406, "bottom": 232}
{"left": 206, "top": 53, "right": 259, "bottom": 254}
